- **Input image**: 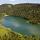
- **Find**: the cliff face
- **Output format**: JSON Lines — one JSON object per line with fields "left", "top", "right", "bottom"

{"left": 0, "top": 3, "right": 40, "bottom": 24}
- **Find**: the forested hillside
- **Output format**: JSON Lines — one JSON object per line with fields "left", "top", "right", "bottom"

{"left": 0, "top": 3, "right": 40, "bottom": 24}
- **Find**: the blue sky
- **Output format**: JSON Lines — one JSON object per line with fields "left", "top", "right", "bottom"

{"left": 0, "top": 0, "right": 40, "bottom": 5}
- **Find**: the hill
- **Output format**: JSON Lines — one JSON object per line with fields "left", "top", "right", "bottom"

{"left": 0, "top": 24, "right": 40, "bottom": 40}
{"left": 0, "top": 3, "right": 40, "bottom": 24}
{"left": 0, "top": 24, "right": 25, "bottom": 40}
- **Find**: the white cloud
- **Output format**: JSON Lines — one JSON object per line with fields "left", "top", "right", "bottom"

{"left": 0, "top": 4, "right": 1, "bottom": 5}
{"left": 9, "top": 0, "right": 15, "bottom": 1}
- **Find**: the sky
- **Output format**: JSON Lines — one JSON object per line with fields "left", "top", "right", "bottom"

{"left": 0, "top": 0, "right": 40, "bottom": 5}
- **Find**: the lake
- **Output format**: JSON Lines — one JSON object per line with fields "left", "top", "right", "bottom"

{"left": 2, "top": 16, "right": 40, "bottom": 35}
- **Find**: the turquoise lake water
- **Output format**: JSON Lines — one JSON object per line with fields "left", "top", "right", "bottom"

{"left": 2, "top": 16, "right": 40, "bottom": 35}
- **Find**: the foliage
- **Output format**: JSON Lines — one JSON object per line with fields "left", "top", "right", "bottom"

{"left": 0, "top": 3, "right": 40, "bottom": 24}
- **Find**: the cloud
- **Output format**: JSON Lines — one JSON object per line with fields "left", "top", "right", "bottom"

{"left": 0, "top": 4, "right": 1, "bottom": 5}
{"left": 0, "top": 0, "right": 40, "bottom": 5}
{"left": 9, "top": 0, "right": 15, "bottom": 1}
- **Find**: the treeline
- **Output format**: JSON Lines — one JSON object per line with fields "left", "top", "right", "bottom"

{"left": 0, "top": 3, "right": 40, "bottom": 24}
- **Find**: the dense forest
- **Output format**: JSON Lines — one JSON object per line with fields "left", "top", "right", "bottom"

{"left": 0, "top": 3, "right": 40, "bottom": 24}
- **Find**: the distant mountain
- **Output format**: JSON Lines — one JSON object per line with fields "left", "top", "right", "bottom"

{"left": 0, "top": 3, "right": 40, "bottom": 24}
{"left": 1, "top": 3, "right": 40, "bottom": 5}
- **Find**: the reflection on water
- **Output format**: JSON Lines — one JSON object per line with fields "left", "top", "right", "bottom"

{"left": 1, "top": 16, "right": 40, "bottom": 35}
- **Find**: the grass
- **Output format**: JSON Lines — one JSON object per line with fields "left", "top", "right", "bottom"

{"left": 0, "top": 25, "right": 40, "bottom": 40}
{"left": 0, "top": 25, "right": 25, "bottom": 40}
